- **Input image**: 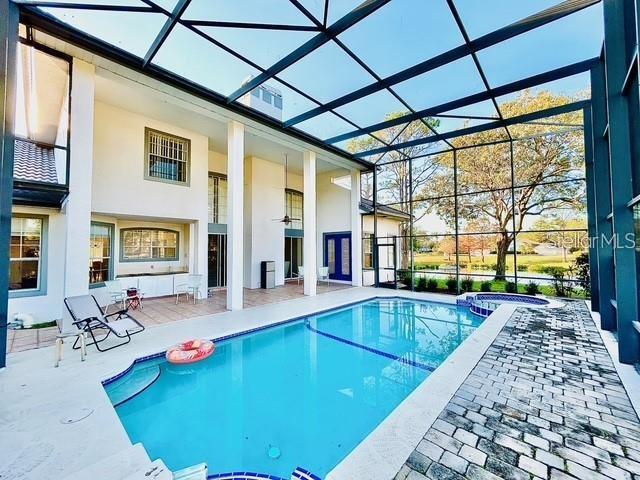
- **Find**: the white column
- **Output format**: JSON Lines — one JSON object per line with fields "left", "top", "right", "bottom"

{"left": 351, "top": 169, "right": 363, "bottom": 286}
{"left": 227, "top": 120, "right": 244, "bottom": 310}
{"left": 63, "top": 59, "right": 95, "bottom": 303}
{"left": 303, "top": 150, "right": 317, "bottom": 296}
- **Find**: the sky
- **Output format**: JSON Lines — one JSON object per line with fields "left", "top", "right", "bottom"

{"left": 37, "top": 0, "right": 604, "bottom": 144}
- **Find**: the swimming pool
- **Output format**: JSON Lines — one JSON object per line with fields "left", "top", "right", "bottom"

{"left": 104, "top": 297, "right": 483, "bottom": 479}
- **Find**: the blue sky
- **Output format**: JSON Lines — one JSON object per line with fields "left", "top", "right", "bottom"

{"left": 40, "top": 0, "right": 604, "bottom": 143}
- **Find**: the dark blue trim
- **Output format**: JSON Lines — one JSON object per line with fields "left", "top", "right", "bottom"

{"left": 305, "top": 321, "right": 436, "bottom": 373}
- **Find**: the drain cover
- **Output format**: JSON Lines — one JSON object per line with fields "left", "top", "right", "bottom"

{"left": 267, "top": 445, "right": 281, "bottom": 459}
{"left": 60, "top": 407, "right": 94, "bottom": 424}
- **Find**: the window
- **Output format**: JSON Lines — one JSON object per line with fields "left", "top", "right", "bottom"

{"left": 10, "top": 217, "right": 44, "bottom": 292}
{"left": 208, "top": 173, "right": 228, "bottom": 224}
{"left": 145, "top": 128, "right": 190, "bottom": 185}
{"left": 89, "top": 222, "right": 113, "bottom": 285}
{"left": 262, "top": 89, "right": 273, "bottom": 105}
{"left": 274, "top": 95, "right": 283, "bottom": 109}
{"left": 285, "top": 189, "right": 303, "bottom": 230}
{"left": 251, "top": 88, "right": 260, "bottom": 98}
{"left": 363, "top": 233, "right": 374, "bottom": 269}
{"left": 121, "top": 228, "right": 179, "bottom": 261}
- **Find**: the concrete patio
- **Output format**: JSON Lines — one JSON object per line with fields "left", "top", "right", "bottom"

{"left": 6, "top": 281, "right": 350, "bottom": 354}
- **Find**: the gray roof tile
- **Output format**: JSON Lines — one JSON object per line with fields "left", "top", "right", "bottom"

{"left": 14, "top": 138, "right": 59, "bottom": 184}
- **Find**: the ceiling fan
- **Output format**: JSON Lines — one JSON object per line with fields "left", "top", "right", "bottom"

{"left": 273, "top": 154, "right": 300, "bottom": 227}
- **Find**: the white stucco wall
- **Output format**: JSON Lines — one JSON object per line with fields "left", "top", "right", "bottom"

{"left": 8, "top": 206, "right": 67, "bottom": 325}
{"left": 362, "top": 215, "right": 402, "bottom": 286}
{"left": 244, "top": 156, "right": 290, "bottom": 289}
{"left": 316, "top": 171, "right": 351, "bottom": 276}
{"left": 91, "top": 101, "right": 208, "bottom": 285}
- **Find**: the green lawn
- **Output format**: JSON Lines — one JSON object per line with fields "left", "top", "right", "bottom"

{"left": 413, "top": 252, "right": 581, "bottom": 274}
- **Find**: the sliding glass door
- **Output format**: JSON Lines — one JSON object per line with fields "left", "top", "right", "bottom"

{"left": 284, "top": 236, "right": 303, "bottom": 279}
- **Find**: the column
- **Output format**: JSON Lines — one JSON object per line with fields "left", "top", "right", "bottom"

{"left": 0, "top": 0, "right": 18, "bottom": 367}
{"left": 351, "top": 169, "right": 362, "bottom": 287}
{"left": 590, "top": 62, "right": 615, "bottom": 330}
{"left": 227, "top": 120, "right": 244, "bottom": 310}
{"left": 603, "top": 0, "right": 639, "bottom": 363}
{"left": 583, "top": 106, "right": 600, "bottom": 312}
{"left": 303, "top": 150, "right": 317, "bottom": 296}
{"left": 64, "top": 59, "right": 95, "bottom": 303}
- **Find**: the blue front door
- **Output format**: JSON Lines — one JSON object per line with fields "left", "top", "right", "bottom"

{"left": 324, "top": 233, "right": 352, "bottom": 281}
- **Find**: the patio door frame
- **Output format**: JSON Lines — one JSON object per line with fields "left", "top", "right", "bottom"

{"left": 323, "top": 231, "right": 352, "bottom": 282}
{"left": 208, "top": 233, "right": 227, "bottom": 288}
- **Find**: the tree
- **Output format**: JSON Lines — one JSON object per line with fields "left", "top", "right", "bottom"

{"left": 428, "top": 90, "right": 586, "bottom": 279}
{"left": 347, "top": 114, "right": 441, "bottom": 268}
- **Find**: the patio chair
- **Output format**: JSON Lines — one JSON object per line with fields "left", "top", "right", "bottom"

{"left": 318, "top": 266, "right": 330, "bottom": 286}
{"left": 296, "top": 266, "right": 305, "bottom": 285}
{"left": 104, "top": 279, "right": 126, "bottom": 311}
{"left": 64, "top": 295, "right": 145, "bottom": 352}
{"left": 175, "top": 274, "right": 203, "bottom": 304}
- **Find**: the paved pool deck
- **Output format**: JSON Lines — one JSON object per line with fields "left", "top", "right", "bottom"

{"left": 395, "top": 300, "right": 640, "bottom": 480}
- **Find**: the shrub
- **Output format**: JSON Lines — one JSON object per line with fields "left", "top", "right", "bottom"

{"left": 460, "top": 277, "right": 474, "bottom": 292}
{"left": 480, "top": 280, "right": 493, "bottom": 292}
{"left": 505, "top": 281, "right": 517, "bottom": 293}
{"left": 426, "top": 278, "right": 438, "bottom": 292}
{"left": 416, "top": 276, "right": 427, "bottom": 292}
{"left": 397, "top": 269, "right": 412, "bottom": 286}
{"left": 446, "top": 276, "right": 457, "bottom": 293}
{"left": 573, "top": 252, "right": 591, "bottom": 296}
{"left": 525, "top": 281, "right": 540, "bottom": 295}
{"left": 517, "top": 264, "right": 529, "bottom": 272}
{"left": 551, "top": 270, "right": 574, "bottom": 298}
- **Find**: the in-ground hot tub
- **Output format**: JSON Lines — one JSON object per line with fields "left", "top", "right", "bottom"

{"left": 457, "top": 292, "right": 560, "bottom": 318}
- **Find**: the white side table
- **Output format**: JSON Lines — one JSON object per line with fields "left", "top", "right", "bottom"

{"left": 54, "top": 331, "right": 87, "bottom": 367}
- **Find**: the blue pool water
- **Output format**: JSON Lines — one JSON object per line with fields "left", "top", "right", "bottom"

{"left": 104, "top": 298, "right": 483, "bottom": 478}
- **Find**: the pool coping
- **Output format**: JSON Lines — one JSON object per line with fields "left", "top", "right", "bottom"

{"left": 326, "top": 300, "right": 519, "bottom": 480}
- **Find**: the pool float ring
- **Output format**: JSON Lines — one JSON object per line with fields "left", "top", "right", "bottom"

{"left": 166, "top": 339, "right": 215, "bottom": 364}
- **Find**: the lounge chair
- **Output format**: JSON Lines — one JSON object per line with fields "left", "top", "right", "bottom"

{"left": 318, "top": 266, "right": 330, "bottom": 285}
{"left": 64, "top": 295, "right": 145, "bottom": 352}
{"left": 297, "top": 266, "right": 305, "bottom": 285}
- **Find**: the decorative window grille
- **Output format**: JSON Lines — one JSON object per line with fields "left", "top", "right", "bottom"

{"left": 145, "top": 128, "right": 190, "bottom": 184}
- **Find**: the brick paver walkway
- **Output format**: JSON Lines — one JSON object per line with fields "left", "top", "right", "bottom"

{"left": 396, "top": 301, "right": 640, "bottom": 480}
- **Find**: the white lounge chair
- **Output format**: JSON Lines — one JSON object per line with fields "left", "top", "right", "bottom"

{"left": 318, "top": 266, "right": 330, "bottom": 285}
{"left": 296, "top": 266, "right": 305, "bottom": 285}
{"left": 175, "top": 274, "right": 203, "bottom": 304}
{"left": 64, "top": 295, "right": 145, "bottom": 352}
